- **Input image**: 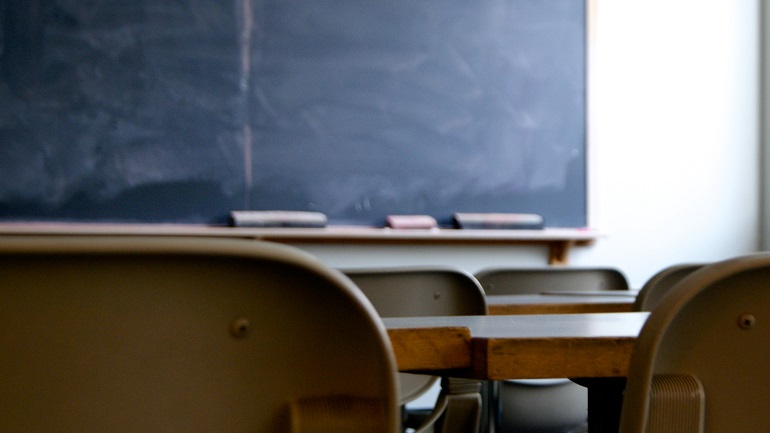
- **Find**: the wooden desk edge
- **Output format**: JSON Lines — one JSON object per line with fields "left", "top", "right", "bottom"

{"left": 472, "top": 336, "right": 637, "bottom": 380}
{"left": 387, "top": 326, "right": 472, "bottom": 372}
{"left": 488, "top": 303, "right": 634, "bottom": 315}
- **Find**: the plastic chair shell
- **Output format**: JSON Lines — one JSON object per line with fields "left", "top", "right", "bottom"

{"left": 620, "top": 253, "right": 770, "bottom": 433}
{"left": 633, "top": 264, "right": 704, "bottom": 312}
{"left": 476, "top": 267, "right": 629, "bottom": 295}
{"left": 0, "top": 235, "right": 399, "bottom": 433}
{"left": 343, "top": 266, "right": 488, "bottom": 433}
{"left": 343, "top": 266, "right": 487, "bottom": 403}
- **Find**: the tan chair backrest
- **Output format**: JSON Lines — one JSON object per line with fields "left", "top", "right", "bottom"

{"left": 344, "top": 267, "right": 488, "bottom": 318}
{"left": 343, "top": 267, "right": 487, "bottom": 404}
{"left": 620, "top": 253, "right": 770, "bottom": 433}
{"left": 633, "top": 264, "right": 704, "bottom": 311}
{"left": 0, "top": 235, "right": 399, "bottom": 433}
{"left": 475, "top": 267, "right": 629, "bottom": 295}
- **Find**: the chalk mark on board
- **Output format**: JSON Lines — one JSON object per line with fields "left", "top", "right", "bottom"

{"left": 237, "top": 0, "right": 254, "bottom": 209}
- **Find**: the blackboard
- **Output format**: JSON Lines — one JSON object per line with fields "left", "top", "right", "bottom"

{"left": 0, "top": 0, "right": 587, "bottom": 228}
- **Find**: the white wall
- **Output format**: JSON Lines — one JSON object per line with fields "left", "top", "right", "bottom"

{"left": 291, "top": 1, "right": 762, "bottom": 288}
{"left": 763, "top": 0, "right": 770, "bottom": 247}
{"left": 574, "top": 0, "right": 762, "bottom": 285}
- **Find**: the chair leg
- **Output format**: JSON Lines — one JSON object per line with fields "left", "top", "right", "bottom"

{"left": 573, "top": 377, "right": 626, "bottom": 433}
{"left": 412, "top": 377, "right": 483, "bottom": 433}
{"left": 437, "top": 378, "right": 483, "bottom": 433}
{"left": 438, "top": 392, "right": 482, "bottom": 433}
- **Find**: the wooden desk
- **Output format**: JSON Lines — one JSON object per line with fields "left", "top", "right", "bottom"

{"left": 487, "top": 293, "right": 637, "bottom": 315}
{"left": 386, "top": 312, "right": 649, "bottom": 433}
{"left": 385, "top": 312, "right": 647, "bottom": 379}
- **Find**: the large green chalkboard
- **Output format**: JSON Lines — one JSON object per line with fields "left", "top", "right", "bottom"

{"left": 0, "top": 0, "right": 587, "bottom": 227}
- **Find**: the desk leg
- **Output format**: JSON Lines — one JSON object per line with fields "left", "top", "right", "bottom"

{"left": 574, "top": 377, "right": 626, "bottom": 433}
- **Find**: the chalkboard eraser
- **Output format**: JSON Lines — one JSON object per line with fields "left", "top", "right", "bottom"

{"left": 386, "top": 215, "right": 438, "bottom": 229}
{"left": 452, "top": 213, "right": 544, "bottom": 230}
{"left": 229, "top": 211, "right": 328, "bottom": 228}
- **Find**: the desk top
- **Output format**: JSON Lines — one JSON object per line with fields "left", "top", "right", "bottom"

{"left": 487, "top": 293, "right": 636, "bottom": 315}
{"left": 385, "top": 312, "right": 649, "bottom": 380}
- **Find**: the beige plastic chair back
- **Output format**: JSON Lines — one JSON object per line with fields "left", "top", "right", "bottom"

{"left": 0, "top": 235, "right": 399, "bottom": 433}
{"left": 633, "top": 264, "right": 704, "bottom": 311}
{"left": 343, "top": 267, "right": 487, "bottom": 403}
{"left": 475, "top": 267, "right": 629, "bottom": 295}
{"left": 343, "top": 267, "right": 487, "bottom": 433}
{"left": 620, "top": 253, "right": 770, "bottom": 433}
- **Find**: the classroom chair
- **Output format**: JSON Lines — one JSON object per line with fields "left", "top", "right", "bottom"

{"left": 476, "top": 267, "right": 629, "bottom": 295}
{"left": 343, "top": 266, "right": 488, "bottom": 433}
{"left": 475, "top": 267, "right": 629, "bottom": 433}
{"left": 632, "top": 263, "right": 704, "bottom": 312}
{"left": 619, "top": 253, "right": 770, "bottom": 433}
{"left": 0, "top": 235, "right": 399, "bottom": 433}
